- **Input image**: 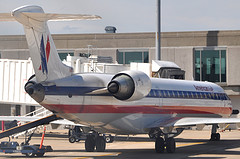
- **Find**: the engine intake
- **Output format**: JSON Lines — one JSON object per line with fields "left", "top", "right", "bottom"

{"left": 108, "top": 70, "right": 151, "bottom": 101}
{"left": 25, "top": 81, "right": 45, "bottom": 103}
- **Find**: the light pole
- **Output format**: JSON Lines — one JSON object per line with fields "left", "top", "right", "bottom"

{"left": 156, "top": 0, "right": 161, "bottom": 60}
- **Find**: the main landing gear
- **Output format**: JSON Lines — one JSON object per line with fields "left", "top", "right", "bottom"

{"left": 210, "top": 124, "right": 220, "bottom": 141}
{"left": 149, "top": 128, "right": 177, "bottom": 153}
{"left": 85, "top": 132, "right": 106, "bottom": 152}
{"left": 67, "top": 126, "right": 114, "bottom": 152}
{"left": 155, "top": 136, "right": 176, "bottom": 153}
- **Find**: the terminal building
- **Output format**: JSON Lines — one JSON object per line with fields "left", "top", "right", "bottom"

{"left": 0, "top": 30, "right": 240, "bottom": 121}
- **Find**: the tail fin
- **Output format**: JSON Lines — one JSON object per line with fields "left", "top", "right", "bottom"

{"left": 11, "top": 5, "right": 101, "bottom": 82}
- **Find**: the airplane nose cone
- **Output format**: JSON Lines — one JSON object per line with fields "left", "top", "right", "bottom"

{"left": 108, "top": 81, "right": 119, "bottom": 94}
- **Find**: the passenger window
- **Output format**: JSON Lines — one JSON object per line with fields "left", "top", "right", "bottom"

{"left": 163, "top": 90, "right": 167, "bottom": 98}
{"left": 169, "top": 90, "right": 173, "bottom": 98}
{"left": 149, "top": 90, "right": 153, "bottom": 97}
{"left": 153, "top": 90, "right": 156, "bottom": 97}
{"left": 190, "top": 92, "right": 194, "bottom": 98}
{"left": 155, "top": 90, "right": 159, "bottom": 97}
{"left": 159, "top": 90, "right": 162, "bottom": 98}
{"left": 210, "top": 93, "right": 214, "bottom": 99}
{"left": 167, "top": 91, "right": 170, "bottom": 98}
{"left": 178, "top": 91, "right": 182, "bottom": 98}
{"left": 207, "top": 93, "right": 211, "bottom": 99}
{"left": 216, "top": 93, "right": 220, "bottom": 100}
{"left": 192, "top": 92, "right": 197, "bottom": 99}
{"left": 173, "top": 91, "right": 178, "bottom": 98}
{"left": 203, "top": 93, "right": 207, "bottom": 99}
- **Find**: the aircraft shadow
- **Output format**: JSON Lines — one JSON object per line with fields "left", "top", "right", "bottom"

{"left": 1, "top": 138, "right": 240, "bottom": 159}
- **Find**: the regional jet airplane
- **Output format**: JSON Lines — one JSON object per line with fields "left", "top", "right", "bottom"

{"left": 1, "top": 5, "right": 240, "bottom": 153}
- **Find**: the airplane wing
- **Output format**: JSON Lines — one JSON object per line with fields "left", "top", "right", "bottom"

{"left": 147, "top": 117, "right": 240, "bottom": 129}
{"left": 171, "top": 117, "right": 240, "bottom": 127}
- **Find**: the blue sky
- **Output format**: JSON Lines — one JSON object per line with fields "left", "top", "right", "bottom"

{"left": 0, "top": 0, "right": 240, "bottom": 35}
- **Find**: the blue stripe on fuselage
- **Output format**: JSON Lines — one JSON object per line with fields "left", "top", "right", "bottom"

{"left": 44, "top": 85, "right": 108, "bottom": 96}
{"left": 44, "top": 85, "right": 230, "bottom": 101}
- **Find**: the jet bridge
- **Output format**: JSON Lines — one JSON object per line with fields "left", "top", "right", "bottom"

{"left": 0, "top": 114, "right": 60, "bottom": 139}
{"left": 152, "top": 60, "right": 185, "bottom": 79}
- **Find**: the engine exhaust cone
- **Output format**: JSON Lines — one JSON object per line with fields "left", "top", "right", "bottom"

{"left": 108, "top": 81, "right": 119, "bottom": 94}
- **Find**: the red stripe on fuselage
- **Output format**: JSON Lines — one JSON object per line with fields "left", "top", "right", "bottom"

{"left": 42, "top": 104, "right": 232, "bottom": 115}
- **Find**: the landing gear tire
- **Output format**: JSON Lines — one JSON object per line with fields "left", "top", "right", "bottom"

{"left": 36, "top": 153, "right": 45, "bottom": 157}
{"left": 210, "top": 133, "right": 220, "bottom": 141}
{"left": 69, "top": 136, "right": 76, "bottom": 143}
{"left": 166, "top": 137, "right": 176, "bottom": 153}
{"left": 96, "top": 136, "right": 106, "bottom": 152}
{"left": 216, "top": 133, "right": 220, "bottom": 141}
{"left": 105, "top": 135, "right": 114, "bottom": 143}
{"left": 155, "top": 137, "right": 165, "bottom": 153}
{"left": 25, "top": 152, "right": 35, "bottom": 157}
{"left": 85, "top": 135, "right": 95, "bottom": 152}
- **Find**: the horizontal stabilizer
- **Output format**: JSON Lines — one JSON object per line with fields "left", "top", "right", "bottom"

{"left": 15, "top": 12, "right": 101, "bottom": 21}
{"left": 0, "top": 7, "right": 101, "bottom": 22}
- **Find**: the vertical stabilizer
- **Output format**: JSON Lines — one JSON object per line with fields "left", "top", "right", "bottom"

{"left": 12, "top": 6, "right": 73, "bottom": 82}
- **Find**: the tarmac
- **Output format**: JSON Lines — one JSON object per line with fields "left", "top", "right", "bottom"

{"left": 0, "top": 129, "right": 240, "bottom": 159}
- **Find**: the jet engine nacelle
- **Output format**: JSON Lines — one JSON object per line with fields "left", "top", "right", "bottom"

{"left": 107, "top": 70, "right": 151, "bottom": 101}
{"left": 25, "top": 80, "right": 45, "bottom": 103}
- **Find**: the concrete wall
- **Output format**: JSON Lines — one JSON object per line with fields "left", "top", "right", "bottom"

{"left": 228, "top": 95, "right": 240, "bottom": 129}
{"left": 53, "top": 33, "right": 155, "bottom": 49}
{"left": 0, "top": 104, "right": 11, "bottom": 116}
{"left": 227, "top": 46, "right": 240, "bottom": 86}
{"left": 1, "top": 50, "right": 30, "bottom": 60}
{"left": 1, "top": 30, "right": 240, "bottom": 85}
{"left": 1, "top": 30, "right": 240, "bottom": 50}
{"left": 0, "top": 35, "right": 27, "bottom": 50}
{"left": 228, "top": 95, "right": 240, "bottom": 117}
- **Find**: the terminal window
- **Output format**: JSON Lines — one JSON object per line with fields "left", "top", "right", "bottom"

{"left": 117, "top": 50, "right": 149, "bottom": 64}
{"left": 194, "top": 48, "right": 226, "bottom": 83}
{"left": 58, "top": 52, "right": 74, "bottom": 61}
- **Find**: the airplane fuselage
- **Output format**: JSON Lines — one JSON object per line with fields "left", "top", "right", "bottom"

{"left": 39, "top": 73, "right": 232, "bottom": 135}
